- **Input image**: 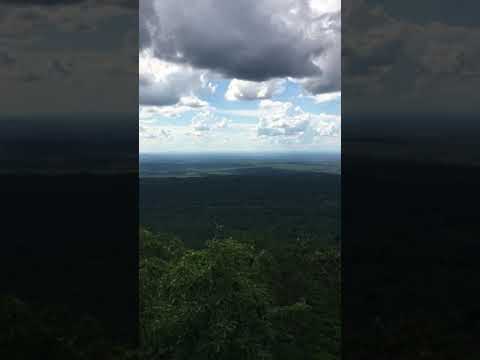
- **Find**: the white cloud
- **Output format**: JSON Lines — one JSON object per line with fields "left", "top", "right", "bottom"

{"left": 139, "top": 120, "right": 258, "bottom": 153}
{"left": 216, "top": 109, "right": 261, "bottom": 118}
{"left": 187, "top": 110, "right": 230, "bottom": 137}
{"left": 139, "top": 95, "right": 210, "bottom": 119}
{"left": 139, "top": 50, "right": 213, "bottom": 106}
{"left": 138, "top": 103, "right": 341, "bottom": 153}
{"left": 225, "top": 79, "right": 286, "bottom": 101}
{"left": 178, "top": 95, "right": 209, "bottom": 109}
{"left": 139, "top": 123, "right": 172, "bottom": 140}
{"left": 214, "top": 118, "right": 230, "bottom": 129}
{"left": 256, "top": 100, "right": 340, "bottom": 145}
{"left": 309, "top": 91, "right": 341, "bottom": 103}
{"left": 309, "top": 0, "right": 341, "bottom": 15}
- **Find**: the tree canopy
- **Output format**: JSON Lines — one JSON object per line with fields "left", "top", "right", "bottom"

{"left": 140, "top": 228, "right": 340, "bottom": 360}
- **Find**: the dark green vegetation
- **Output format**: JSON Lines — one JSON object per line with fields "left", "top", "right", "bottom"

{"left": 140, "top": 156, "right": 341, "bottom": 359}
{"left": 140, "top": 172, "right": 340, "bottom": 250}
{"left": 140, "top": 228, "right": 340, "bottom": 360}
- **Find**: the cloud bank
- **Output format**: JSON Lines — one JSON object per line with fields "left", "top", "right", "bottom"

{"left": 140, "top": 0, "right": 340, "bottom": 94}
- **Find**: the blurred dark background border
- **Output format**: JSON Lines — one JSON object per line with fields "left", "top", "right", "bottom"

{"left": 342, "top": 0, "right": 480, "bottom": 358}
{"left": 0, "top": 0, "right": 139, "bottom": 353}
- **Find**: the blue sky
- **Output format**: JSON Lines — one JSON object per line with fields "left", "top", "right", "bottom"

{"left": 139, "top": 0, "right": 341, "bottom": 153}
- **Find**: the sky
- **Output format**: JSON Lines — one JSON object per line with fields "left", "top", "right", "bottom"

{"left": 139, "top": 0, "right": 341, "bottom": 153}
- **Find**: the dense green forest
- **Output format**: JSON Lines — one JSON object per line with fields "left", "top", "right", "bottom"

{"left": 140, "top": 172, "right": 340, "bottom": 249}
{"left": 139, "top": 169, "right": 341, "bottom": 359}
{"left": 140, "top": 227, "right": 340, "bottom": 360}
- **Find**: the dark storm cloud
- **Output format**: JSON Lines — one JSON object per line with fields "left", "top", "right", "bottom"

{"left": 301, "top": 75, "right": 339, "bottom": 94}
{"left": 139, "top": 84, "right": 178, "bottom": 107}
{"left": 141, "top": 0, "right": 339, "bottom": 82}
{"left": 139, "top": 0, "right": 155, "bottom": 50}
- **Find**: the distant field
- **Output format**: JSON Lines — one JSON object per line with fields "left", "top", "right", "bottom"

{"left": 140, "top": 152, "right": 340, "bottom": 178}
